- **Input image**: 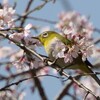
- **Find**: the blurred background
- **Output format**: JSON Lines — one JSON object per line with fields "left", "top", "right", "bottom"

{"left": 0, "top": 0, "right": 100, "bottom": 100}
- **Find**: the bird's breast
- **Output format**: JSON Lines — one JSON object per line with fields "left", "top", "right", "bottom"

{"left": 44, "top": 37, "right": 60, "bottom": 56}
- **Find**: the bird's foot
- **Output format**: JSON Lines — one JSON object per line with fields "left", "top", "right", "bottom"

{"left": 58, "top": 68, "right": 64, "bottom": 76}
{"left": 43, "top": 58, "right": 57, "bottom": 66}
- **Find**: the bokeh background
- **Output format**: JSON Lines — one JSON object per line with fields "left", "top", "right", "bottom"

{"left": 0, "top": 0, "right": 100, "bottom": 100}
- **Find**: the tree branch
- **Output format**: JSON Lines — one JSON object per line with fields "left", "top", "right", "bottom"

{"left": 55, "top": 76, "right": 81, "bottom": 100}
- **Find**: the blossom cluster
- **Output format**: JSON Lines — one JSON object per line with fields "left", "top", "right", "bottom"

{"left": 0, "top": 89, "right": 25, "bottom": 100}
{"left": 51, "top": 34, "right": 93, "bottom": 63}
{"left": 0, "top": 2, "right": 47, "bottom": 75}
{"left": 55, "top": 11, "right": 93, "bottom": 38}
{"left": 52, "top": 11, "right": 94, "bottom": 63}
{"left": 0, "top": 2, "right": 39, "bottom": 47}
{"left": 0, "top": 3, "right": 15, "bottom": 29}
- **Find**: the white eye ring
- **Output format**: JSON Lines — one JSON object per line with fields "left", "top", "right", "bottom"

{"left": 42, "top": 32, "right": 48, "bottom": 38}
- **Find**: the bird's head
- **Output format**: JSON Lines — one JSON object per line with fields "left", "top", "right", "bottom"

{"left": 32, "top": 31, "right": 71, "bottom": 48}
{"left": 37, "top": 31, "right": 62, "bottom": 45}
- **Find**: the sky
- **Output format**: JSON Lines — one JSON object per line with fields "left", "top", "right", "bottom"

{"left": 0, "top": 0, "right": 100, "bottom": 100}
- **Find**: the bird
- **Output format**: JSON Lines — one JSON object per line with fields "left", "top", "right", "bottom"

{"left": 35, "top": 31, "right": 100, "bottom": 86}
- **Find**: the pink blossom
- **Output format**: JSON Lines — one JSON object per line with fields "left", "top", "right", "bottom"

{"left": 9, "top": 24, "right": 33, "bottom": 43}
{"left": 51, "top": 39, "right": 66, "bottom": 58}
{"left": 9, "top": 32, "right": 24, "bottom": 42}
{"left": 0, "top": 4, "right": 15, "bottom": 28}
{"left": 50, "top": 33, "right": 93, "bottom": 64}
{"left": 37, "top": 67, "right": 49, "bottom": 76}
{"left": 64, "top": 53, "right": 73, "bottom": 63}
{"left": 10, "top": 50, "right": 23, "bottom": 61}
{"left": 18, "top": 92, "right": 26, "bottom": 100}
{"left": 56, "top": 11, "right": 93, "bottom": 38}
{"left": 13, "top": 58, "right": 30, "bottom": 73}
{"left": 24, "top": 23, "right": 32, "bottom": 37}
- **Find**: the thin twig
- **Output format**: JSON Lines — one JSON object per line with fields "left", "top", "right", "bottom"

{"left": 20, "top": 0, "right": 34, "bottom": 26}
{"left": 93, "top": 38, "right": 100, "bottom": 44}
{"left": 0, "top": 74, "right": 62, "bottom": 91}
{"left": 94, "top": 28, "right": 100, "bottom": 34}
{"left": 19, "top": 0, "right": 51, "bottom": 27}
{"left": 26, "top": 0, "right": 51, "bottom": 15}
{"left": 74, "top": 72, "right": 100, "bottom": 79}
{"left": 55, "top": 76, "right": 81, "bottom": 100}
{"left": 55, "top": 81, "right": 73, "bottom": 100}
{"left": 30, "top": 68, "right": 48, "bottom": 100}
{"left": 83, "top": 92, "right": 89, "bottom": 100}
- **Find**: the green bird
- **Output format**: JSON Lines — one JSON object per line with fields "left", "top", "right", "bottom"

{"left": 36, "top": 31, "right": 100, "bottom": 86}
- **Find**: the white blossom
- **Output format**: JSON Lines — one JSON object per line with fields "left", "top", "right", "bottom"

{"left": 0, "top": 4, "right": 15, "bottom": 28}
{"left": 56, "top": 11, "right": 93, "bottom": 38}
{"left": 51, "top": 40, "right": 66, "bottom": 58}
{"left": 24, "top": 23, "right": 33, "bottom": 37}
{"left": 50, "top": 33, "right": 94, "bottom": 63}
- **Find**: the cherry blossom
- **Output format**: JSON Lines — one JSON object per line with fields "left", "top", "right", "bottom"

{"left": 55, "top": 11, "right": 93, "bottom": 38}
{"left": 9, "top": 24, "right": 32, "bottom": 39}
{"left": 23, "top": 24, "right": 33, "bottom": 38}
{"left": 9, "top": 24, "right": 40, "bottom": 46}
{"left": 52, "top": 39, "right": 66, "bottom": 58}
{"left": 0, "top": 88, "right": 25, "bottom": 100}
{"left": 51, "top": 33, "right": 93, "bottom": 63}
{"left": 0, "top": 4, "right": 15, "bottom": 28}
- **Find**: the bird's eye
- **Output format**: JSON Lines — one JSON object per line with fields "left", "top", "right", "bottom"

{"left": 42, "top": 32, "right": 48, "bottom": 38}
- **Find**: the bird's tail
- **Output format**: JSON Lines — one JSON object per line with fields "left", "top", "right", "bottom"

{"left": 81, "top": 63, "right": 100, "bottom": 86}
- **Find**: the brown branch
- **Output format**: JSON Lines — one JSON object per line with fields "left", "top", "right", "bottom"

{"left": 14, "top": 0, "right": 55, "bottom": 26}
{"left": 73, "top": 72, "right": 100, "bottom": 79}
{"left": 66, "top": 92, "right": 79, "bottom": 100}
{"left": 83, "top": 92, "right": 89, "bottom": 100}
{"left": 19, "top": 0, "right": 52, "bottom": 27}
{"left": 93, "top": 38, "right": 100, "bottom": 44}
{"left": 0, "top": 67, "right": 43, "bottom": 81}
{"left": 94, "top": 28, "right": 100, "bottom": 34}
{"left": 25, "top": 0, "right": 34, "bottom": 12}
{"left": 55, "top": 76, "right": 81, "bottom": 100}
{"left": 26, "top": 1, "right": 49, "bottom": 15}
{"left": 55, "top": 68, "right": 100, "bottom": 100}
{"left": 55, "top": 81, "right": 73, "bottom": 100}
{"left": 0, "top": 77, "right": 32, "bottom": 91}
{"left": 20, "top": 0, "right": 34, "bottom": 27}
{"left": 30, "top": 69, "right": 48, "bottom": 100}
{"left": 0, "top": 74, "right": 61, "bottom": 91}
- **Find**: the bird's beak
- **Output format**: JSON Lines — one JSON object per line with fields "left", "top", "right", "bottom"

{"left": 31, "top": 36, "right": 39, "bottom": 40}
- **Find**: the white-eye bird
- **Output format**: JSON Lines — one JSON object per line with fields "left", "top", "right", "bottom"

{"left": 36, "top": 31, "right": 100, "bottom": 86}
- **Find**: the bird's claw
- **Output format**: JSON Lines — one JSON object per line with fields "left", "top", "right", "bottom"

{"left": 43, "top": 58, "right": 56, "bottom": 66}
{"left": 58, "top": 68, "right": 64, "bottom": 75}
